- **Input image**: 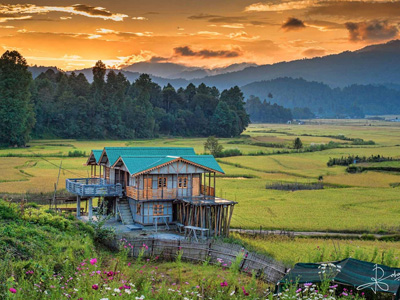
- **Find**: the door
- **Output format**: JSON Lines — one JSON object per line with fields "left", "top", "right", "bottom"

{"left": 143, "top": 177, "right": 153, "bottom": 199}
{"left": 192, "top": 176, "right": 200, "bottom": 196}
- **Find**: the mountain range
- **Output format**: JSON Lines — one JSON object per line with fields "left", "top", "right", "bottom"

{"left": 28, "top": 39, "right": 400, "bottom": 117}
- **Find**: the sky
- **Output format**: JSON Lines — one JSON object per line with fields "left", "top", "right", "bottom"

{"left": 0, "top": 0, "right": 399, "bottom": 71}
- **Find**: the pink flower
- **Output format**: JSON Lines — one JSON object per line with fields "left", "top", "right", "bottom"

{"left": 90, "top": 258, "right": 97, "bottom": 265}
{"left": 220, "top": 281, "right": 228, "bottom": 287}
{"left": 128, "top": 262, "right": 131, "bottom": 266}
{"left": 296, "top": 288, "right": 302, "bottom": 293}
{"left": 242, "top": 286, "right": 249, "bottom": 296}
{"left": 92, "top": 284, "right": 98, "bottom": 290}
{"left": 9, "top": 288, "right": 17, "bottom": 294}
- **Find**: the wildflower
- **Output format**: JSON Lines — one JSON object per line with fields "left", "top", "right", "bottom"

{"left": 296, "top": 288, "right": 302, "bottom": 293}
{"left": 304, "top": 282, "right": 313, "bottom": 287}
{"left": 230, "top": 290, "right": 235, "bottom": 296}
{"left": 220, "top": 281, "right": 228, "bottom": 287}
{"left": 92, "top": 284, "right": 99, "bottom": 290}
{"left": 9, "top": 288, "right": 17, "bottom": 294}
{"left": 241, "top": 286, "right": 249, "bottom": 296}
{"left": 142, "top": 243, "right": 148, "bottom": 250}
{"left": 90, "top": 258, "right": 97, "bottom": 265}
{"left": 114, "top": 288, "right": 121, "bottom": 293}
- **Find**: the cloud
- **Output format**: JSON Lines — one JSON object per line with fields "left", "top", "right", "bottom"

{"left": 149, "top": 56, "right": 169, "bottom": 62}
{"left": 227, "top": 31, "right": 260, "bottom": 41}
{"left": 281, "top": 17, "right": 306, "bottom": 31}
{"left": 245, "top": 1, "right": 316, "bottom": 12}
{"left": 95, "top": 28, "right": 153, "bottom": 38}
{"left": 345, "top": 20, "right": 398, "bottom": 41}
{"left": 0, "top": 4, "right": 128, "bottom": 22}
{"left": 302, "top": 48, "right": 326, "bottom": 57}
{"left": 308, "top": 1, "right": 400, "bottom": 18}
{"left": 132, "top": 17, "right": 148, "bottom": 20}
{"left": 188, "top": 13, "right": 268, "bottom": 26}
{"left": 174, "top": 46, "right": 241, "bottom": 58}
{"left": 0, "top": 14, "right": 32, "bottom": 23}
{"left": 221, "top": 24, "right": 245, "bottom": 29}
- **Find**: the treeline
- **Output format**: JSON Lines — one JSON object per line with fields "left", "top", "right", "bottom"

{"left": 33, "top": 62, "right": 249, "bottom": 139}
{"left": 0, "top": 51, "right": 250, "bottom": 146}
{"left": 327, "top": 155, "right": 397, "bottom": 167}
{"left": 245, "top": 96, "right": 293, "bottom": 123}
{"left": 241, "top": 77, "right": 400, "bottom": 117}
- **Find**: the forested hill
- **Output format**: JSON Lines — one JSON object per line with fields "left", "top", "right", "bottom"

{"left": 189, "top": 40, "right": 400, "bottom": 90}
{"left": 30, "top": 64, "right": 250, "bottom": 141}
{"left": 241, "top": 78, "right": 400, "bottom": 117}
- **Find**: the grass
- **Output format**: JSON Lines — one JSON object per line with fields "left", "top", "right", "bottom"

{"left": 232, "top": 233, "right": 400, "bottom": 268}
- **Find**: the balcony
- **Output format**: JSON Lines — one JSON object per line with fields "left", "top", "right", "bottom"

{"left": 66, "top": 178, "right": 122, "bottom": 197}
{"left": 126, "top": 185, "right": 216, "bottom": 201}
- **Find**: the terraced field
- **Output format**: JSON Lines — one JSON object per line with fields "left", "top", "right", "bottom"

{"left": 1, "top": 119, "right": 400, "bottom": 233}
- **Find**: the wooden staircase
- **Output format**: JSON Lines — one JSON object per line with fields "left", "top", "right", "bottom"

{"left": 118, "top": 198, "right": 134, "bottom": 225}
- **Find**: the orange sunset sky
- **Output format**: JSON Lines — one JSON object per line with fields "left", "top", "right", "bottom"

{"left": 0, "top": 1, "right": 399, "bottom": 70}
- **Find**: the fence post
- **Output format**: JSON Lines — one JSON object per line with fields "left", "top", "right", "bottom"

{"left": 239, "top": 250, "right": 249, "bottom": 271}
{"left": 151, "top": 238, "right": 155, "bottom": 257}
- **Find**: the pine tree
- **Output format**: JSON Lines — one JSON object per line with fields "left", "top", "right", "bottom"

{"left": 0, "top": 51, "right": 35, "bottom": 146}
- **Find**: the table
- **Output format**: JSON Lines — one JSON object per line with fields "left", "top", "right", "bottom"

{"left": 153, "top": 216, "right": 170, "bottom": 232}
{"left": 184, "top": 225, "right": 209, "bottom": 242}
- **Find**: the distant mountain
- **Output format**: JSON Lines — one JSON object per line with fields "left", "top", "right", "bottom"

{"left": 29, "top": 66, "right": 60, "bottom": 78}
{"left": 121, "top": 61, "right": 256, "bottom": 80}
{"left": 241, "top": 77, "right": 400, "bottom": 117}
{"left": 189, "top": 40, "right": 400, "bottom": 90}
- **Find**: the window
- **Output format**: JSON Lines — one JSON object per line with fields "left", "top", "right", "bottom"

{"left": 178, "top": 176, "right": 188, "bottom": 188}
{"left": 153, "top": 204, "right": 164, "bottom": 216}
{"left": 158, "top": 177, "right": 167, "bottom": 188}
{"left": 104, "top": 167, "right": 110, "bottom": 182}
{"left": 136, "top": 203, "right": 141, "bottom": 215}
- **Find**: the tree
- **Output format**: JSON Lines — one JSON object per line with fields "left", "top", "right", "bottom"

{"left": 204, "top": 136, "right": 223, "bottom": 157}
{"left": 293, "top": 137, "right": 303, "bottom": 150}
{"left": 0, "top": 51, "right": 35, "bottom": 146}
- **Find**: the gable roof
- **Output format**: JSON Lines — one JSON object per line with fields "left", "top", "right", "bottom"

{"left": 99, "top": 147, "right": 196, "bottom": 166}
{"left": 86, "top": 149, "right": 103, "bottom": 165}
{"left": 113, "top": 154, "right": 224, "bottom": 176}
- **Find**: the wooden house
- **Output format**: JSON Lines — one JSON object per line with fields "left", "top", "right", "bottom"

{"left": 66, "top": 147, "right": 237, "bottom": 236}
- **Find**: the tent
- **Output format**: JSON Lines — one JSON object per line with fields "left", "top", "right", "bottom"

{"left": 278, "top": 258, "right": 400, "bottom": 299}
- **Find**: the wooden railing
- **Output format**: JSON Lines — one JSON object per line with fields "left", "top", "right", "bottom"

{"left": 66, "top": 178, "right": 122, "bottom": 197}
{"left": 126, "top": 186, "right": 178, "bottom": 200}
{"left": 201, "top": 185, "right": 215, "bottom": 197}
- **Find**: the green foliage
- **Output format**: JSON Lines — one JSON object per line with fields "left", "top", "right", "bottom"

{"left": 245, "top": 95, "right": 292, "bottom": 123}
{"left": 0, "top": 51, "right": 35, "bottom": 146}
{"left": 204, "top": 136, "right": 224, "bottom": 156}
{"left": 293, "top": 137, "right": 303, "bottom": 150}
{"left": 31, "top": 65, "right": 249, "bottom": 139}
{"left": 67, "top": 150, "right": 86, "bottom": 157}
{"left": 327, "top": 154, "right": 397, "bottom": 167}
{"left": 292, "top": 107, "right": 316, "bottom": 119}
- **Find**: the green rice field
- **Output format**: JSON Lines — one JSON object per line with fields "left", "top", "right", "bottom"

{"left": 1, "top": 119, "right": 400, "bottom": 234}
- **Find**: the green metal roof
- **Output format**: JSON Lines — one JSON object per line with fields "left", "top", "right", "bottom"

{"left": 117, "top": 154, "right": 224, "bottom": 175}
{"left": 101, "top": 147, "right": 196, "bottom": 166}
{"left": 92, "top": 150, "right": 103, "bottom": 163}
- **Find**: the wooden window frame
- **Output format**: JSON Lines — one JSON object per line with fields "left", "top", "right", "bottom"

{"left": 158, "top": 177, "right": 167, "bottom": 189}
{"left": 153, "top": 204, "right": 164, "bottom": 216}
{"left": 178, "top": 176, "right": 188, "bottom": 188}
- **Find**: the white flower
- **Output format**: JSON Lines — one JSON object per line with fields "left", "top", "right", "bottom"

{"left": 125, "top": 289, "right": 131, "bottom": 294}
{"left": 230, "top": 290, "right": 235, "bottom": 296}
{"left": 135, "top": 296, "right": 145, "bottom": 300}
{"left": 114, "top": 288, "right": 121, "bottom": 293}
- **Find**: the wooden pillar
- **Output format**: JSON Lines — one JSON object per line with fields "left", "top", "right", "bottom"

{"left": 213, "top": 173, "right": 216, "bottom": 197}
{"left": 99, "top": 165, "right": 102, "bottom": 178}
{"left": 227, "top": 205, "right": 235, "bottom": 237}
{"left": 94, "top": 165, "right": 96, "bottom": 177}
{"left": 208, "top": 172, "right": 211, "bottom": 196}
{"left": 88, "top": 197, "right": 93, "bottom": 220}
{"left": 91, "top": 165, "right": 93, "bottom": 177}
{"left": 76, "top": 196, "right": 81, "bottom": 218}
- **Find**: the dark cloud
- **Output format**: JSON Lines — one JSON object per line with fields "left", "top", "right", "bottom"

{"left": 174, "top": 46, "right": 241, "bottom": 58}
{"left": 188, "top": 13, "right": 220, "bottom": 20}
{"left": 281, "top": 17, "right": 306, "bottom": 31}
{"left": 72, "top": 4, "right": 113, "bottom": 17}
{"left": 307, "top": 1, "right": 400, "bottom": 18}
{"left": 302, "top": 48, "right": 326, "bottom": 57}
{"left": 345, "top": 21, "right": 398, "bottom": 41}
{"left": 188, "top": 13, "right": 268, "bottom": 25}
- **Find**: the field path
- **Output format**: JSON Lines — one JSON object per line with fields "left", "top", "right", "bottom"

{"left": 230, "top": 228, "right": 385, "bottom": 239}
